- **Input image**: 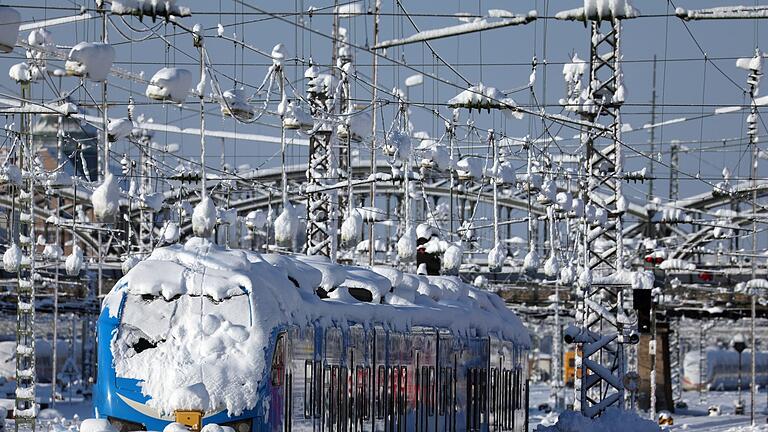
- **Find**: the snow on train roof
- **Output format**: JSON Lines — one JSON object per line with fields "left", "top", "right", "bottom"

{"left": 104, "top": 237, "right": 529, "bottom": 417}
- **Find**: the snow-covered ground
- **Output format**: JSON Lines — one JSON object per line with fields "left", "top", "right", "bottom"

{"left": 2, "top": 383, "right": 766, "bottom": 431}
{"left": 528, "top": 382, "right": 768, "bottom": 431}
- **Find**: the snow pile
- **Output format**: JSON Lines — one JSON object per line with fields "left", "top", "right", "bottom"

{"left": 146, "top": 68, "right": 194, "bottom": 103}
{"left": 535, "top": 407, "right": 660, "bottom": 432}
{"left": 192, "top": 196, "right": 217, "bottom": 238}
{"left": 65, "top": 42, "right": 115, "bottom": 82}
{"left": 65, "top": 244, "right": 83, "bottom": 276}
{"left": 340, "top": 209, "right": 363, "bottom": 246}
{"left": 3, "top": 243, "right": 21, "bottom": 272}
{"left": 111, "top": 0, "right": 191, "bottom": 19}
{"left": 555, "top": 0, "right": 640, "bottom": 22}
{"left": 106, "top": 237, "right": 530, "bottom": 416}
{"left": 274, "top": 203, "right": 299, "bottom": 246}
{"left": 92, "top": 173, "right": 121, "bottom": 222}
{"left": 447, "top": 83, "right": 523, "bottom": 118}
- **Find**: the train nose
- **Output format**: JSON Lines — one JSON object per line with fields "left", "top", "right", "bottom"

{"left": 174, "top": 410, "right": 203, "bottom": 432}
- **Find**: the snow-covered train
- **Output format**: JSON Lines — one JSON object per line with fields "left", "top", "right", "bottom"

{"left": 94, "top": 238, "right": 531, "bottom": 432}
{"left": 682, "top": 349, "right": 768, "bottom": 391}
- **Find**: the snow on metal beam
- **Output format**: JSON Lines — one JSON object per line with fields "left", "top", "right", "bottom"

{"left": 373, "top": 11, "right": 537, "bottom": 49}
{"left": 676, "top": 5, "right": 768, "bottom": 21}
{"left": 19, "top": 13, "right": 94, "bottom": 31}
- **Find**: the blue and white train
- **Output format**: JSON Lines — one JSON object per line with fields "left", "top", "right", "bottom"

{"left": 94, "top": 238, "right": 531, "bottom": 432}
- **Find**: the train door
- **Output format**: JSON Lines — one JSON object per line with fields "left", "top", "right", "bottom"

{"left": 463, "top": 336, "right": 489, "bottom": 432}
{"left": 436, "top": 332, "right": 457, "bottom": 432}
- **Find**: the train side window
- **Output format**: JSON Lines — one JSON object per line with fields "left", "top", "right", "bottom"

{"left": 271, "top": 333, "right": 286, "bottom": 386}
{"left": 388, "top": 367, "right": 398, "bottom": 419}
{"left": 314, "top": 361, "right": 322, "bottom": 418}
{"left": 355, "top": 366, "right": 370, "bottom": 421}
{"left": 376, "top": 365, "right": 386, "bottom": 419}
{"left": 438, "top": 368, "right": 446, "bottom": 416}
{"left": 339, "top": 366, "right": 348, "bottom": 432}
{"left": 399, "top": 366, "right": 408, "bottom": 415}
{"left": 304, "top": 360, "right": 312, "bottom": 419}
{"left": 428, "top": 366, "right": 435, "bottom": 416}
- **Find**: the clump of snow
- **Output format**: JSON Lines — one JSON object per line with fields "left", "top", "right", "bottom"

{"left": 108, "top": 118, "right": 134, "bottom": 142}
{"left": 397, "top": 226, "right": 417, "bottom": 261}
{"left": 274, "top": 203, "right": 299, "bottom": 246}
{"left": 560, "top": 265, "right": 575, "bottom": 285}
{"left": 535, "top": 407, "right": 660, "bottom": 432}
{"left": 384, "top": 130, "right": 412, "bottom": 161}
{"left": 737, "top": 53, "right": 763, "bottom": 72}
{"left": 192, "top": 196, "right": 217, "bottom": 238}
{"left": 523, "top": 246, "right": 540, "bottom": 272}
{"left": 65, "top": 244, "right": 83, "bottom": 276}
{"left": 555, "top": 0, "right": 640, "bottom": 22}
{"left": 282, "top": 101, "right": 313, "bottom": 130}
{"left": 659, "top": 258, "right": 695, "bottom": 271}
{"left": 91, "top": 173, "right": 121, "bottom": 222}
{"left": 42, "top": 244, "right": 63, "bottom": 261}
{"left": 9, "top": 62, "right": 31, "bottom": 83}
{"left": 111, "top": 0, "right": 191, "bottom": 19}
{"left": 220, "top": 88, "right": 254, "bottom": 120}
{"left": 245, "top": 210, "right": 266, "bottom": 230}
{"left": 0, "top": 163, "right": 21, "bottom": 186}
{"left": 65, "top": 42, "right": 114, "bottom": 82}
{"left": 340, "top": 209, "right": 363, "bottom": 246}
{"left": 80, "top": 418, "right": 117, "bottom": 432}
{"left": 146, "top": 68, "right": 194, "bottom": 104}
{"left": 456, "top": 157, "right": 485, "bottom": 179}
{"left": 3, "top": 243, "right": 21, "bottom": 272}
{"left": 447, "top": 83, "right": 523, "bottom": 118}
{"left": 162, "top": 221, "right": 180, "bottom": 243}
{"left": 488, "top": 244, "right": 507, "bottom": 272}
{"left": 122, "top": 255, "right": 140, "bottom": 275}
{"left": 544, "top": 254, "right": 560, "bottom": 278}
{"left": 169, "top": 383, "right": 210, "bottom": 412}
{"left": 0, "top": 7, "right": 20, "bottom": 53}
{"left": 163, "top": 423, "right": 191, "bottom": 432}
{"left": 441, "top": 243, "right": 463, "bottom": 274}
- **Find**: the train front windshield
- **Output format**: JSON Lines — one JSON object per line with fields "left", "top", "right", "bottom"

{"left": 106, "top": 289, "right": 257, "bottom": 425}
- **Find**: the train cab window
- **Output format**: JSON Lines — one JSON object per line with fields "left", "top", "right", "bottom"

{"left": 271, "top": 333, "right": 286, "bottom": 386}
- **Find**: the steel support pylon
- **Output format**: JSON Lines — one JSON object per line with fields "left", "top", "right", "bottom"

{"left": 574, "top": 19, "right": 629, "bottom": 418}
{"left": 306, "top": 130, "right": 334, "bottom": 257}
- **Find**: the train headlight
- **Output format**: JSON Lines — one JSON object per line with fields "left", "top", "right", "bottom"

{"left": 107, "top": 417, "right": 146, "bottom": 432}
{"left": 221, "top": 418, "right": 252, "bottom": 432}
